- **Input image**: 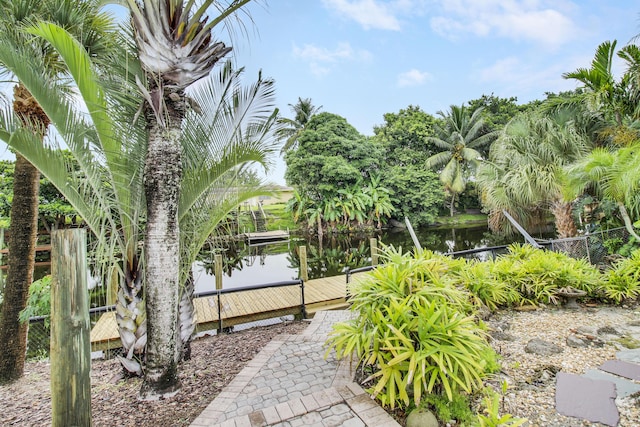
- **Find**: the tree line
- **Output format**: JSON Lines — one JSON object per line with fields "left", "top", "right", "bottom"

{"left": 280, "top": 39, "right": 640, "bottom": 245}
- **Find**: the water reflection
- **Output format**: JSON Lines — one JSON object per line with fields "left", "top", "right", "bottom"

{"left": 193, "top": 225, "right": 544, "bottom": 292}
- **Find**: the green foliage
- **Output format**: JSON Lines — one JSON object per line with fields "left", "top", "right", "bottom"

{"left": 605, "top": 249, "right": 640, "bottom": 303}
{"left": 18, "top": 275, "right": 52, "bottom": 328}
{"left": 382, "top": 165, "right": 445, "bottom": 226}
{"left": 450, "top": 260, "right": 521, "bottom": 311}
{"left": 262, "top": 203, "right": 296, "bottom": 231}
{"left": 492, "top": 244, "right": 603, "bottom": 304}
{"left": 285, "top": 112, "right": 382, "bottom": 197}
{"left": 326, "top": 246, "right": 495, "bottom": 409}
{"left": 419, "top": 391, "right": 475, "bottom": 425}
{"left": 0, "top": 158, "right": 80, "bottom": 226}
{"left": 372, "top": 105, "right": 438, "bottom": 163}
{"left": 477, "top": 385, "right": 527, "bottom": 427}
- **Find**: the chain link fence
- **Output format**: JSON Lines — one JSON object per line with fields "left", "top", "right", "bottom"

{"left": 547, "top": 227, "right": 631, "bottom": 266}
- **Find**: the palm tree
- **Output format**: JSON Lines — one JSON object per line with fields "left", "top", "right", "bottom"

{"left": 124, "top": 0, "right": 252, "bottom": 398}
{"left": 477, "top": 112, "right": 593, "bottom": 238}
{"left": 563, "top": 144, "right": 640, "bottom": 241}
{"left": 0, "top": 0, "right": 116, "bottom": 384}
{"left": 277, "top": 97, "right": 322, "bottom": 153}
{"left": 0, "top": 19, "right": 279, "bottom": 391}
{"left": 562, "top": 40, "right": 640, "bottom": 128}
{"left": 426, "top": 105, "right": 498, "bottom": 216}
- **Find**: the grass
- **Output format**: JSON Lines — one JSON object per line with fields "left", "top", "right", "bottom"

{"left": 431, "top": 213, "right": 488, "bottom": 227}
{"left": 262, "top": 203, "right": 297, "bottom": 231}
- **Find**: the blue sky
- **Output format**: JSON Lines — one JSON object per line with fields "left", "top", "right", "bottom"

{"left": 227, "top": 0, "right": 639, "bottom": 184}
{"left": 2, "top": 1, "right": 639, "bottom": 185}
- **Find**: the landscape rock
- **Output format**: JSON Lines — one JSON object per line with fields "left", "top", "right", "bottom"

{"left": 525, "top": 339, "right": 563, "bottom": 356}
{"left": 406, "top": 408, "right": 439, "bottom": 427}
{"left": 598, "top": 326, "right": 620, "bottom": 336}
{"left": 555, "top": 372, "right": 619, "bottom": 427}
{"left": 566, "top": 334, "right": 588, "bottom": 348}
{"left": 490, "top": 330, "right": 516, "bottom": 342}
{"left": 576, "top": 326, "right": 598, "bottom": 337}
{"left": 583, "top": 369, "right": 640, "bottom": 398}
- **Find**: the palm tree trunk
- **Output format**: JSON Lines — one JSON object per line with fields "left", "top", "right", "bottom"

{"left": 449, "top": 193, "right": 456, "bottom": 217}
{"left": 0, "top": 83, "right": 48, "bottom": 384}
{"left": 140, "top": 90, "right": 184, "bottom": 400}
{"left": 550, "top": 200, "right": 577, "bottom": 239}
{"left": 178, "top": 271, "right": 196, "bottom": 361}
{"left": 0, "top": 154, "right": 39, "bottom": 383}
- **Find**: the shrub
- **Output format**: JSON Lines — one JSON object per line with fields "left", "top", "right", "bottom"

{"left": 419, "top": 391, "right": 475, "bottom": 425}
{"left": 491, "top": 244, "right": 604, "bottom": 304}
{"left": 326, "top": 246, "right": 495, "bottom": 409}
{"left": 604, "top": 249, "right": 640, "bottom": 303}
{"left": 449, "top": 259, "right": 522, "bottom": 311}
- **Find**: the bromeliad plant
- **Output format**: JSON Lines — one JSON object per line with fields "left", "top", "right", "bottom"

{"left": 326, "top": 246, "right": 495, "bottom": 409}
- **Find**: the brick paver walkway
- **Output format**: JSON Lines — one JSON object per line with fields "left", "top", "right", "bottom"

{"left": 190, "top": 311, "right": 400, "bottom": 427}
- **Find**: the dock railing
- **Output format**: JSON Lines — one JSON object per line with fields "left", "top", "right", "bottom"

{"left": 193, "top": 279, "right": 306, "bottom": 333}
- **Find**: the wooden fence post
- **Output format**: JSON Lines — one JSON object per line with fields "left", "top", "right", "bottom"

{"left": 370, "top": 238, "right": 378, "bottom": 266}
{"left": 50, "top": 229, "right": 92, "bottom": 426}
{"left": 214, "top": 253, "right": 223, "bottom": 290}
{"left": 299, "top": 246, "right": 308, "bottom": 282}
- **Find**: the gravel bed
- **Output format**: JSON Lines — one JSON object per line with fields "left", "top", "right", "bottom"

{"left": 486, "top": 306, "right": 640, "bottom": 427}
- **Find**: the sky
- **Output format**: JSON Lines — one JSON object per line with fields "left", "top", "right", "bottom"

{"left": 1, "top": 0, "right": 639, "bottom": 186}
{"left": 226, "top": 0, "right": 639, "bottom": 184}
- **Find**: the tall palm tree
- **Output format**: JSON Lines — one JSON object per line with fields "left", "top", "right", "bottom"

{"left": 0, "top": 0, "right": 117, "bottom": 384}
{"left": 0, "top": 18, "right": 279, "bottom": 393}
{"left": 426, "top": 105, "right": 497, "bottom": 216}
{"left": 562, "top": 40, "right": 640, "bottom": 128}
{"left": 477, "top": 112, "right": 593, "bottom": 238}
{"left": 124, "top": 0, "right": 252, "bottom": 398}
{"left": 277, "top": 97, "right": 322, "bottom": 153}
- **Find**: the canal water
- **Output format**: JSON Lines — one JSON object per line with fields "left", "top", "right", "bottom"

{"left": 193, "top": 224, "right": 553, "bottom": 293}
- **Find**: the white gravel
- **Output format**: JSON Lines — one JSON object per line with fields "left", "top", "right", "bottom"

{"left": 486, "top": 306, "right": 640, "bottom": 427}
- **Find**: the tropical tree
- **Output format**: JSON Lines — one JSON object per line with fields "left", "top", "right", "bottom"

{"left": 124, "top": 0, "right": 253, "bottom": 398}
{"left": 478, "top": 112, "right": 593, "bottom": 237}
{"left": 372, "top": 104, "right": 438, "bottom": 164}
{"left": 363, "top": 174, "right": 394, "bottom": 229}
{"left": 0, "top": 13, "right": 279, "bottom": 401}
{"left": 562, "top": 40, "right": 640, "bottom": 129}
{"left": 563, "top": 143, "right": 640, "bottom": 241}
{"left": 426, "top": 105, "right": 498, "bottom": 216}
{"left": 0, "top": 0, "right": 117, "bottom": 384}
{"left": 277, "top": 97, "right": 322, "bottom": 153}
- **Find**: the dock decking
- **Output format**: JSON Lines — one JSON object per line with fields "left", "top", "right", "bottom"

{"left": 243, "top": 230, "right": 289, "bottom": 245}
{"left": 90, "top": 272, "right": 368, "bottom": 351}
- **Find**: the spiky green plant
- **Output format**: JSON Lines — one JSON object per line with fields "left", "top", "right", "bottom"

{"left": 326, "top": 246, "right": 494, "bottom": 409}
{"left": 604, "top": 249, "right": 640, "bottom": 303}
{"left": 492, "top": 244, "right": 604, "bottom": 304}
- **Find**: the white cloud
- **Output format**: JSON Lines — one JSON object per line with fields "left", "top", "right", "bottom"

{"left": 475, "top": 55, "right": 582, "bottom": 96}
{"left": 429, "top": 0, "right": 580, "bottom": 47}
{"left": 397, "top": 69, "right": 433, "bottom": 87}
{"left": 293, "top": 42, "right": 372, "bottom": 76}
{"left": 322, "top": 0, "right": 410, "bottom": 31}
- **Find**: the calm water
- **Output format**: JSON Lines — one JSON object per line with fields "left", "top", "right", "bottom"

{"left": 193, "top": 224, "right": 553, "bottom": 293}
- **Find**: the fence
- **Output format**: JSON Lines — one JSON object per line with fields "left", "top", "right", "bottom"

{"left": 24, "top": 228, "right": 634, "bottom": 359}
{"left": 547, "top": 227, "right": 631, "bottom": 266}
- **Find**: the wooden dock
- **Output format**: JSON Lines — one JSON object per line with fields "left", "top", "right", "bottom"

{"left": 243, "top": 230, "right": 289, "bottom": 245}
{"left": 89, "top": 272, "right": 369, "bottom": 352}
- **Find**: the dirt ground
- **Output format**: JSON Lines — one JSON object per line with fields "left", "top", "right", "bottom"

{"left": 0, "top": 321, "right": 308, "bottom": 427}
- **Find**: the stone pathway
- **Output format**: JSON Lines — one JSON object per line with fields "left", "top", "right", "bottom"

{"left": 190, "top": 311, "right": 401, "bottom": 427}
{"left": 556, "top": 343, "right": 640, "bottom": 426}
